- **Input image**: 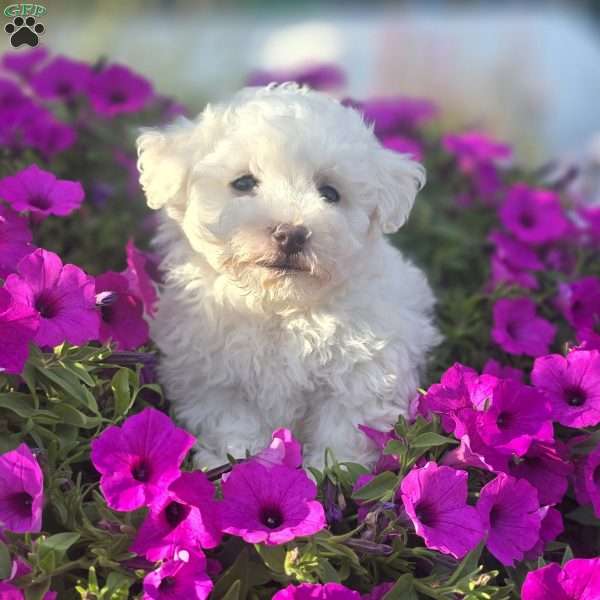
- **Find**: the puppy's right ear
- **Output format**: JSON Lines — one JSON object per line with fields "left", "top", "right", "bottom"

{"left": 137, "top": 117, "right": 194, "bottom": 217}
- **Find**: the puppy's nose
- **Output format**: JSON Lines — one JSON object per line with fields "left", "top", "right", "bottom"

{"left": 272, "top": 223, "right": 310, "bottom": 255}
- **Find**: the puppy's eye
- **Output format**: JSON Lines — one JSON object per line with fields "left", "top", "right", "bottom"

{"left": 318, "top": 184, "right": 340, "bottom": 204}
{"left": 231, "top": 174, "right": 258, "bottom": 192}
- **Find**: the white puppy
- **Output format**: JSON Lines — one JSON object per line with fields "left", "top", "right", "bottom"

{"left": 137, "top": 84, "right": 439, "bottom": 468}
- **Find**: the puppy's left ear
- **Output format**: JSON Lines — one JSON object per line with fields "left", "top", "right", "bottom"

{"left": 373, "top": 150, "right": 426, "bottom": 234}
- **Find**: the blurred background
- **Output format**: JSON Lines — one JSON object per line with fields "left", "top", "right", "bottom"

{"left": 11, "top": 0, "right": 600, "bottom": 165}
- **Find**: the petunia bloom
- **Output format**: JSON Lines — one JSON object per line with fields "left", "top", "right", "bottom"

{"left": 123, "top": 239, "right": 159, "bottom": 317}
{"left": 475, "top": 379, "right": 553, "bottom": 456}
{"left": 524, "top": 506, "right": 564, "bottom": 561}
{"left": 142, "top": 549, "right": 213, "bottom": 600}
{"left": 1, "top": 46, "right": 48, "bottom": 79}
{"left": 556, "top": 277, "right": 600, "bottom": 349}
{"left": 220, "top": 460, "right": 326, "bottom": 545}
{"left": 0, "top": 287, "right": 39, "bottom": 374}
{"left": 400, "top": 462, "right": 484, "bottom": 559}
{"left": 482, "top": 359, "right": 524, "bottom": 382}
{"left": 273, "top": 583, "right": 361, "bottom": 599}
{"left": 0, "top": 164, "right": 84, "bottom": 218}
{"left": 0, "top": 443, "right": 44, "bottom": 533}
{"left": 95, "top": 272, "right": 149, "bottom": 350}
{"left": 381, "top": 135, "right": 424, "bottom": 161}
{"left": 573, "top": 444, "right": 600, "bottom": 517}
{"left": 30, "top": 55, "right": 92, "bottom": 101}
{"left": 88, "top": 64, "right": 153, "bottom": 117}
{"left": 521, "top": 558, "right": 600, "bottom": 600}
{"left": 476, "top": 473, "right": 541, "bottom": 566}
{"left": 492, "top": 297, "right": 556, "bottom": 357}
{"left": 361, "top": 583, "right": 393, "bottom": 600}
{"left": 531, "top": 349, "right": 600, "bottom": 428}
{"left": 507, "top": 441, "right": 573, "bottom": 505}
{"left": 130, "top": 471, "right": 221, "bottom": 561}
{"left": 500, "top": 184, "right": 571, "bottom": 245}
{"left": 0, "top": 204, "right": 34, "bottom": 279}
{"left": 4, "top": 249, "right": 99, "bottom": 348}
{"left": 91, "top": 407, "right": 195, "bottom": 512}
{"left": 247, "top": 64, "right": 346, "bottom": 90}
{"left": 0, "top": 582, "right": 24, "bottom": 600}
{"left": 255, "top": 428, "right": 302, "bottom": 469}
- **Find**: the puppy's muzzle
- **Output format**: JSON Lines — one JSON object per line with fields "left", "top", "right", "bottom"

{"left": 271, "top": 223, "right": 311, "bottom": 256}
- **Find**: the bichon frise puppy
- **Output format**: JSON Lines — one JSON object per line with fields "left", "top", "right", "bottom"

{"left": 138, "top": 83, "right": 439, "bottom": 468}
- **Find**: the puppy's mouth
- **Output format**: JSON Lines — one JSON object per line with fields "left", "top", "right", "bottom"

{"left": 255, "top": 258, "right": 310, "bottom": 273}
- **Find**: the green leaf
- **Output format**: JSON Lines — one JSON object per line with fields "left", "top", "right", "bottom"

{"left": 38, "top": 531, "right": 80, "bottom": 558}
{"left": 255, "top": 543, "right": 286, "bottom": 573}
{"left": 220, "top": 580, "right": 241, "bottom": 600}
{"left": 351, "top": 471, "right": 398, "bottom": 502}
{"left": 566, "top": 505, "right": 600, "bottom": 527}
{"left": 383, "top": 440, "right": 405, "bottom": 456}
{"left": 51, "top": 404, "right": 100, "bottom": 428}
{"left": 382, "top": 574, "right": 417, "bottom": 600}
{"left": 112, "top": 368, "right": 133, "bottom": 417}
{"left": 561, "top": 545, "right": 575, "bottom": 565}
{"left": 0, "top": 393, "right": 36, "bottom": 417}
{"left": 0, "top": 540, "right": 11, "bottom": 579}
{"left": 319, "top": 557, "right": 340, "bottom": 583}
{"left": 447, "top": 539, "right": 485, "bottom": 585}
{"left": 24, "top": 579, "right": 51, "bottom": 600}
{"left": 411, "top": 432, "right": 458, "bottom": 449}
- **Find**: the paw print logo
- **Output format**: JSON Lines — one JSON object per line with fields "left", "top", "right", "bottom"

{"left": 5, "top": 16, "right": 45, "bottom": 48}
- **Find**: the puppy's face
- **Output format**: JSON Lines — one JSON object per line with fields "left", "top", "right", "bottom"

{"left": 138, "top": 85, "right": 425, "bottom": 306}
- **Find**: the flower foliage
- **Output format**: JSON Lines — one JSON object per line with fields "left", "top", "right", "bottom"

{"left": 0, "top": 51, "right": 599, "bottom": 600}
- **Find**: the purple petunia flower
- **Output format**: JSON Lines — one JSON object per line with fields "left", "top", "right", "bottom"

{"left": 443, "top": 131, "right": 511, "bottom": 200}
{"left": 556, "top": 276, "right": 600, "bottom": 345}
{"left": 0, "top": 582, "right": 24, "bottom": 599}
{"left": 0, "top": 164, "right": 84, "bottom": 218}
{"left": 130, "top": 471, "right": 222, "bottom": 561}
{"left": 492, "top": 297, "right": 556, "bottom": 357}
{"left": 88, "top": 64, "right": 153, "bottom": 117}
{"left": 255, "top": 428, "right": 302, "bottom": 469}
{"left": 521, "top": 558, "right": 600, "bottom": 600}
{"left": 0, "top": 78, "right": 28, "bottom": 111}
{"left": 220, "top": 460, "right": 325, "bottom": 545}
{"left": 0, "top": 204, "right": 34, "bottom": 279}
{"left": 30, "top": 55, "right": 92, "bottom": 101}
{"left": 2, "top": 46, "right": 48, "bottom": 79}
{"left": 358, "top": 424, "right": 401, "bottom": 473}
{"left": 482, "top": 359, "right": 524, "bottom": 382}
{"left": 531, "top": 349, "right": 600, "bottom": 428}
{"left": 91, "top": 407, "right": 195, "bottom": 512}
{"left": 381, "top": 135, "right": 424, "bottom": 161}
{"left": 123, "top": 240, "right": 159, "bottom": 317}
{"left": 4, "top": 249, "right": 99, "bottom": 348}
{"left": 476, "top": 473, "right": 541, "bottom": 566}
{"left": 400, "top": 462, "right": 484, "bottom": 559}
{"left": 507, "top": 441, "right": 573, "bottom": 505}
{"left": 0, "top": 287, "right": 38, "bottom": 374}
{"left": 524, "top": 506, "right": 564, "bottom": 561}
{"left": 142, "top": 549, "right": 213, "bottom": 600}
{"left": 247, "top": 64, "right": 346, "bottom": 90}
{"left": 22, "top": 109, "right": 77, "bottom": 158}
{"left": 346, "top": 96, "right": 438, "bottom": 137}
{"left": 0, "top": 443, "right": 44, "bottom": 533}
{"left": 500, "top": 184, "right": 571, "bottom": 245}
{"left": 361, "top": 583, "right": 393, "bottom": 600}
{"left": 573, "top": 444, "right": 600, "bottom": 517}
{"left": 273, "top": 583, "right": 361, "bottom": 600}
{"left": 475, "top": 379, "right": 553, "bottom": 456}
{"left": 95, "top": 272, "right": 149, "bottom": 351}
{"left": 488, "top": 230, "right": 543, "bottom": 290}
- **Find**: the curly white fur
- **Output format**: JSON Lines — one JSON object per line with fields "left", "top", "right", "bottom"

{"left": 137, "top": 84, "right": 440, "bottom": 468}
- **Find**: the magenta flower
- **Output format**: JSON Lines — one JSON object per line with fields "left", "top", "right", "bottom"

{"left": 361, "top": 583, "right": 393, "bottom": 600}
{"left": 91, "top": 407, "right": 195, "bottom": 512}
{"left": 0, "top": 78, "right": 28, "bottom": 111}
{"left": 573, "top": 444, "right": 600, "bottom": 517}
{"left": 123, "top": 240, "right": 159, "bottom": 317}
{"left": 488, "top": 230, "right": 543, "bottom": 290}
{"left": 256, "top": 428, "right": 302, "bottom": 469}
{"left": 0, "top": 582, "right": 24, "bottom": 599}
{"left": 492, "top": 297, "right": 556, "bottom": 357}
{"left": 273, "top": 583, "right": 361, "bottom": 600}
{"left": 0, "top": 287, "right": 38, "bottom": 373}
{"left": 1, "top": 46, "right": 48, "bottom": 79}
{"left": 142, "top": 549, "right": 213, "bottom": 600}
{"left": 531, "top": 350, "right": 600, "bottom": 428}
{"left": 347, "top": 96, "right": 438, "bottom": 136}
{"left": 4, "top": 249, "right": 98, "bottom": 348}
{"left": 0, "top": 164, "right": 84, "bottom": 218}
{"left": 0, "top": 204, "right": 33, "bottom": 279}
{"left": 95, "top": 272, "right": 149, "bottom": 350}
{"left": 476, "top": 379, "right": 553, "bottom": 455}
{"left": 247, "top": 64, "right": 346, "bottom": 90}
{"left": 500, "top": 184, "right": 571, "bottom": 245}
{"left": 399, "top": 462, "right": 484, "bottom": 559}
{"left": 220, "top": 461, "right": 325, "bottom": 545}
{"left": 130, "top": 471, "right": 221, "bottom": 561}
{"left": 521, "top": 558, "right": 600, "bottom": 600}
{"left": 524, "top": 506, "right": 564, "bottom": 561}
{"left": 381, "top": 135, "right": 424, "bottom": 161}
{"left": 476, "top": 473, "right": 541, "bottom": 566}
{"left": 579, "top": 205, "right": 600, "bottom": 246}
{"left": 507, "top": 441, "right": 573, "bottom": 505}
{"left": 0, "top": 443, "right": 44, "bottom": 533}
{"left": 30, "top": 55, "right": 92, "bottom": 101}
{"left": 482, "top": 359, "right": 524, "bottom": 382}
{"left": 22, "top": 109, "right": 77, "bottom": 158}
{"left": 358, "top": 424, "right": 400, "bottom": 473}
{"left": 88, "top": 64, "right": 153, "bottom": 117}
{"left": 556, "top": 276, "right": 600, "bottom": 329}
